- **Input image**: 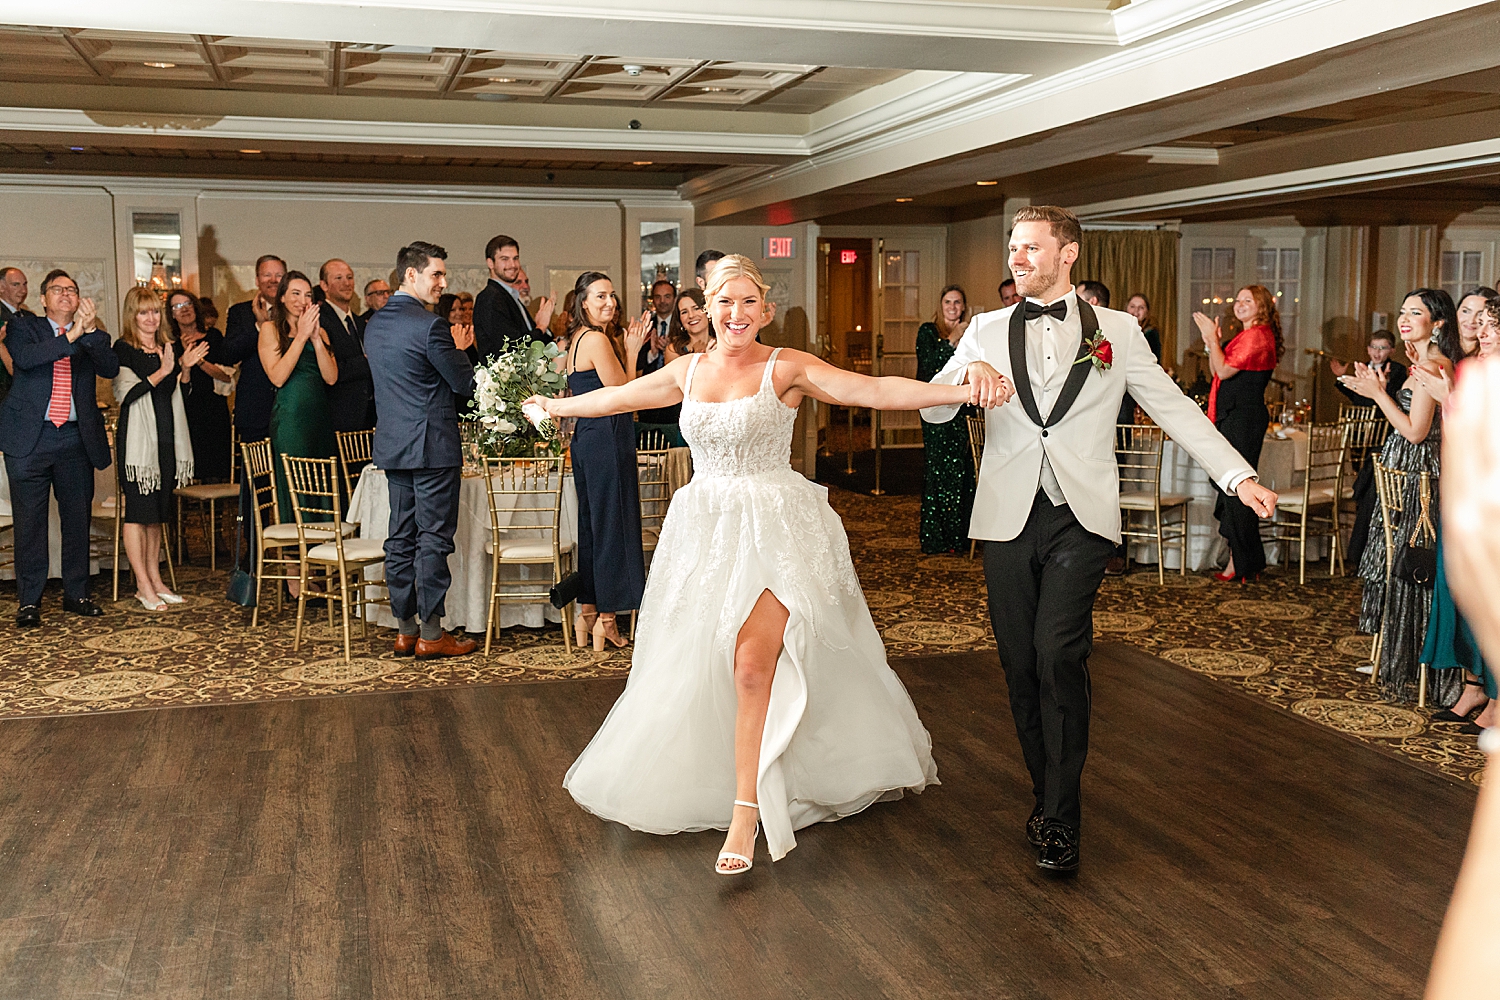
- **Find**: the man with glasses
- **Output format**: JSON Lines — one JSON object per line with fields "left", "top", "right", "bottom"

{"left": 0, "top": 269, "right": 119, "bottom": 627}
{"left": 360, "top": 278, "right": 392, "bottom": 324}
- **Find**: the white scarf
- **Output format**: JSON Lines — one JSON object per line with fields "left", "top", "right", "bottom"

{"left": 113, "top": 364, "right": 194, "bottom": 493}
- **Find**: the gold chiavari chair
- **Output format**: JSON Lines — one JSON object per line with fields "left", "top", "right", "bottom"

{"left": 1115, "top": 424, "right": 1192, "bottom": 584}
{"left": 282, "top": 455, "right": 387, "bottom": 662}
{"left": 335, "top": 428, "right": 375, "bottom": 500}
{"left": 173, "top": 425, "right": 240, "bottom": 570}
{"left": 1370, "top": 462, "right": 1435, "bottom": 706}
{"left": 965, "top": 413, "right": 986, "bottom": 560}
{"left": 480, "top": 455, "right": 574, "bottom": 656}
{"left": 1337, "top": 404, "right": 1390, "bottom": 540}
{"left": 1263, "top": 423, "right": 1347, "bottom": 584}
{"left": 241, "top": 440, "right": 357, "bottom": 626}
{"left": 637, "top": 428, "right": 671, "bottom": 452}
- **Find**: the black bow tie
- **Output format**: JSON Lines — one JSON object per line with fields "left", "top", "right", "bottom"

{"left": 1022, "top": 300, "right": 1068, "bottom": 322}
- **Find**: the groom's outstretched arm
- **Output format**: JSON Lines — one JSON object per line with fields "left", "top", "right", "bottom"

{"left": 918, "top": 315, "right": 987, "bottom": 425}
{"left": 1124, "top": 321, "right": 1256, "bottom": 494}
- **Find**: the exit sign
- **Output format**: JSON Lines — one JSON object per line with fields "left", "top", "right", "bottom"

{"left": 764, "top": 236, "right": 796, "bottom": 259}
{"left": 840, "top": 249, "right": 858, "bottom": 264}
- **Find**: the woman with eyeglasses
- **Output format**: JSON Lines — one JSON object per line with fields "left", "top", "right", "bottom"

{"left": 165, "top": 289, "right": 233, "bottom": 483}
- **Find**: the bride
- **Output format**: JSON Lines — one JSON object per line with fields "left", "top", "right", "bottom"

{"left": 527, "top": 255, "right": 1011, "bottom": 874}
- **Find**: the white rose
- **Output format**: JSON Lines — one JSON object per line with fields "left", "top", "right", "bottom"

{"left": 481, "top": 415, "right": 500, "bottom": 428}
{"left": 496, "top": 419, "right": 517, "bottom": 435}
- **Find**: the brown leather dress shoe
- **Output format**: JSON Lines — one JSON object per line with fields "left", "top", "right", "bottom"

{"left": 415, "top": 632, "right": 478, "bottom": 660}
{"left": 393, "top": 634, "right": 417, "bottom": 657}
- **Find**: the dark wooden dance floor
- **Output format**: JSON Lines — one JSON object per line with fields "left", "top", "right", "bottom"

{"left": 0, "top": 643, "right": 1472, "bottom": 999}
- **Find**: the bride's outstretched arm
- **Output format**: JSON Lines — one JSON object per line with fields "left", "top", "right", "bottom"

{"left": 791, "top": 350, "right": 1011, "bottom": 410}
{"left": 528, "top": 357, "right": 687, "bottom": 419}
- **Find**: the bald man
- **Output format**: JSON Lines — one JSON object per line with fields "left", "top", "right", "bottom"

{"left": 318, "top": 258, "right": 376, "bottom": 431}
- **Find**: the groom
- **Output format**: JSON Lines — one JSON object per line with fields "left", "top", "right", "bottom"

{"left": 922, "top": 206, "right": 1278, "bottom": 874}
{"left": 365, "top": 241, "right": 478, "bottom": 660}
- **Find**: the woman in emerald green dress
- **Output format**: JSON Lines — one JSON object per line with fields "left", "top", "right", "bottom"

{"left": 257, "top": 271, "right": 339, "bottom": 545}
{"left": 916, "top": 285, "right": 976, "bottom": 554}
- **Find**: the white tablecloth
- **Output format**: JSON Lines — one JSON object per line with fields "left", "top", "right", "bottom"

{"left": 347, "top": 468, "right": 579, "bottom": 633}
{"left": 1135, "top": 432, "right": 1316, "bottom": 572}
{"left": 0, "top": 460, "right": 113, "bottom": 580}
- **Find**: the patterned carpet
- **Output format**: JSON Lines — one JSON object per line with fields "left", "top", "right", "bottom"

{"left": 0, "top": 486, "right": 1481, "bottom": 785}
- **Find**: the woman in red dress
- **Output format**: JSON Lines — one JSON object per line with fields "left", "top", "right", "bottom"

{"left": 1193, "top": 285, "right": 1283, "bottom": 581}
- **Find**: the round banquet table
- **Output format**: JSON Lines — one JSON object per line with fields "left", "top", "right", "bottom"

{"left": 345, "top": 448, "right": 692, "bottom": 634}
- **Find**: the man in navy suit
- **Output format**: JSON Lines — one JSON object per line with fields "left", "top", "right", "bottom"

{"left": 219, "top": 254, "right": 285, "bottom": 445}
{"left": 0, "top": 270, "right": 120, "bottom": 626}
{"left": 364, "top": 241, "right": 478, "bottom": 660}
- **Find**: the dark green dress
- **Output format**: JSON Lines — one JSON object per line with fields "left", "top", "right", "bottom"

{"left": 270, "top": 343, "right": 337, "bottom": 523}
{"left": 916, "top": 322, "right": 976, "bottom": 555}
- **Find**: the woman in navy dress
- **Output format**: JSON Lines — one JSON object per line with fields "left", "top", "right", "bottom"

{"left": 566, "top": 272, "right": 646, "bottom": 651}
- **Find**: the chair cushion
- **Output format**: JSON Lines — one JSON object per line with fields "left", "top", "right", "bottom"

{"left": 174, "top": 483, "right": 240, "bottom": 501}
{"left": 1276, "top": 485, "right": 1337, "bottom": 511}
{"left": 262, "top": 521, "right": 358, "bottom": 543}
{"left": 1119, "top": 491, "right": 1192, "bottom": 510}
{"left": 484, "top": 539, "right": 574, "bottom": 561}
{"left": 307, "top": 537, "right": 387, "bottom": 563}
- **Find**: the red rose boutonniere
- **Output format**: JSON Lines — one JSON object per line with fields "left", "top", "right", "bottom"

{"left": 1074, "top": 330, "right": 1112, "bottom": 372}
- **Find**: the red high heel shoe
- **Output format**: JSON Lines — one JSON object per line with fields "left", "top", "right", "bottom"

{"left": 1212, "top": 569, "right": 1238, "bottom": 582}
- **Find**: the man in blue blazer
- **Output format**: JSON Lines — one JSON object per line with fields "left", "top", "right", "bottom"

{"left": 0, "top": 270, "right": 120, "bottom": 626}
{"left": 365, "top": 241, "right": 478, "bottom": 659}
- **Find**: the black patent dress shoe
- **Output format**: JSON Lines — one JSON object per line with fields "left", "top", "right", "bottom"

{"left": 16, "top": 605, "right": 40, "bottom": 628}
{"left": 1036, "top": 822, "right": 1080, "bottom": 874}
{"left": 1026, "top": 806, "right": 1046, "bottom": 848}
{"left": 62, "top": 597, "right": 104, "bottom": 617}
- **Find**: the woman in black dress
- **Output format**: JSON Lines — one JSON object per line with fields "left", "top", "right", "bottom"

{"left": 113, "top": 286, "right": 209, "bottom": 610}
{"left": 566, "top": 272, "right": 646, "bottom": 651}
{"left": 1193, "top": 285, "right": 1282, "bottom": 581}
{"left": 165, "top": 289, "right": 233, "bottom": 483}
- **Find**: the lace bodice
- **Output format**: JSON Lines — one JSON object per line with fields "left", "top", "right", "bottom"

{"left": 679, "top": 349, "right": 797, "bottom": 477}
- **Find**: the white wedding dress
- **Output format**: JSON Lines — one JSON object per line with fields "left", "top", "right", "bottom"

{"left": 564, "top": 349, "right": 938, "bottom": 861}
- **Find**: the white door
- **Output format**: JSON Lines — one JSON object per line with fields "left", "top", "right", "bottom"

{"left": 875, "top": 235, "right": 941, "bottom": 448}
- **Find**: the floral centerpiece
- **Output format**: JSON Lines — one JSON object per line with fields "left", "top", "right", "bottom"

{"left": 466, "top": 339, "right": 568, "bottom": 457}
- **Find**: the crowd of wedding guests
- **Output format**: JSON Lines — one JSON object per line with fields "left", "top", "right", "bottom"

{"left": 0, "top": 243, "right": 731, "bottom": 636}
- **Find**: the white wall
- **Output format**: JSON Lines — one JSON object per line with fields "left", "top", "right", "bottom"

{"left": 0, "top": 184, "right": 119, "bottom": 325}
{"left": 946, "top": 212, "right": 1009, "bottom": 315}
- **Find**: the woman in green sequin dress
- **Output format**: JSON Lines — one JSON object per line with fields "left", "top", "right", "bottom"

{"left": 917, "top": 285, "right": 976, "bottom": 554}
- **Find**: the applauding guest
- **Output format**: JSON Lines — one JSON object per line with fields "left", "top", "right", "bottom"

{"left": 166, "top": 289, "right": 233, "bottom": 483}
{"left": 318, "top": 259, "right": 376, "bottom": 432}
{"left": 0, "top": 270, "right": 119, "bottom": 627}
{"left": 220, "top": 255, "right": 285, "bottom": 445}
{"left": 1194, "top": 285, "right": 1282, "bottom": 582}
{"left": 114, "top": 287, "right": 201, "bottom": 611}
{"left": 258, "top": 271, "right": 338, "bottom": 527}
{"left": 666, "top": 288, "right": 714, "bottom": 359}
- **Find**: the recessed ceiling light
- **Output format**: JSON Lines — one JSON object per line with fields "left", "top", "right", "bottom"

{"left": 632, "top": 161, "right": 653, "bottom": 166}
{"left": 895, "top": 197, "right": 913, "bottom": 203}
{"left": 238, "top": 149, "right": 262, "bottom": 154}
{"left": 474, "top": 93, "right": 514, "bottom": 102}
{"left": 701, "top": 86, "right": 728, "bottom": 93}
{"left": 486, "top": 76, "right": 516, "bottom": 84}
{"left": 976, "top": 179, "right": 999, "bottom": 186}
{"left": 69, "top": 146, "right": 84, "bottom": 152}
{"left": 143, "top": 61, "right": 176, "bottom": 69}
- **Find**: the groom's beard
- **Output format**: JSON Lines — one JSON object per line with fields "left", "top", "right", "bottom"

{"left": 1014, "top": 261, "right": 1060, "bottom": 300}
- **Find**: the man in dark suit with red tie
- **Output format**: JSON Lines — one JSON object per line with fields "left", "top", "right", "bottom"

{"left": 0, "top": 270, "right": 119, "bottom": 627}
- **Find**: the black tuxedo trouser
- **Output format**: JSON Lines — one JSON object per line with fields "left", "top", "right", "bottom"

{"left": 984, "top": 491, "right": 1115, "bottom": 831}
{"left": 5, "top": 423, "right": 95, "bottom": 606}
{"left": 384, "top": 466, "right": 460, "bottom": 623}
{"left": 1345, "top": 457, "right": 1376, "bottom": 566}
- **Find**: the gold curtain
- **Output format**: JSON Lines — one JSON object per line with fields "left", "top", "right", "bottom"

{"left": 1075, "top": 229, "right": 1180, "bottom": 369}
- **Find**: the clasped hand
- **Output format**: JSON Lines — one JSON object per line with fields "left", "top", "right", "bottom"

{"left": 1337, "top": 361, "right": 1387, "bottom": 399}
{"left": 964, "top": 361, "right": 1015, "bottom": 408}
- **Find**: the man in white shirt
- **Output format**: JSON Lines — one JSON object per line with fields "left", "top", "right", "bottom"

{"left": 922, "top": 206, "right": 1278, "bottom": 875}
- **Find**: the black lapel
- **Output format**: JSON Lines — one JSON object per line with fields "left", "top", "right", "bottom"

{"left": 1008, "top": 304, "right": 1044, "bottom": 427}
{"left": 1044, "top": 297, "right": 1099, "bottom": 429}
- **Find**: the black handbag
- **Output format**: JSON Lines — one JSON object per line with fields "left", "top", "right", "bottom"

{"left": 225, "top": 478, "right": 257, "bottom": 607}
{"left": 1394, "top": 471, "right": 1437, "bottom": 588}
{"left": 549, "top": 571, "right": 582, "bottom": 610}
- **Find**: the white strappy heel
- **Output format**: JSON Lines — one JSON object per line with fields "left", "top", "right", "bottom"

{"left": 715, "top": 800, "right": 759, "bottom": 875}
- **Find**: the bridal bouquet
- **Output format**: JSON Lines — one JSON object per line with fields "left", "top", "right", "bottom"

{"left": 466, "top": 339, "right": 568, "bottom": 457}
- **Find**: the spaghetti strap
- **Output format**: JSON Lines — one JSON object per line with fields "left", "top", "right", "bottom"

{"left": 684, "top": 353, "right": 702, "bottom": 400}
{"left": 760, "top": 348, "right": 783, "bottom": 393}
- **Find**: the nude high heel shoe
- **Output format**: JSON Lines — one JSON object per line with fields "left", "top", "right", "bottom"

{"left": 716, "top": 800, "right": 759, "bottom": 875}
{"left": 592, "top": 614, "right": 627, "bottom": 651}
{"left": 574, "top": 610, "right": 597, "bottom": 648}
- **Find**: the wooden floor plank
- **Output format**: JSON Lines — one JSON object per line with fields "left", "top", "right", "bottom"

{"left": 0, "top": 642, "right": 1471, "bottom": 999}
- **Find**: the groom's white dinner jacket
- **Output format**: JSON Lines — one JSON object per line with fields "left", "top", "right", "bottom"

{"left": 920, "top": 291, "right": 1256, "bottom": 544}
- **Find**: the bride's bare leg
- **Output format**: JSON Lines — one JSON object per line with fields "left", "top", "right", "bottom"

{"left": 720, "top": 589, "right": 790, "bottom": 870}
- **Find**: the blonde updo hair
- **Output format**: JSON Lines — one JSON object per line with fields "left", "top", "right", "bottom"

{"left": 704, "top": 253, "right": 771, "bottom": 301}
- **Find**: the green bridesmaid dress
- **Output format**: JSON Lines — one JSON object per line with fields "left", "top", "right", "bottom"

{"left": 916, "top": 322, "right": 976, "bottom": 555}
{"left": 270, "top": 344, "right": 338, "bottom": 523}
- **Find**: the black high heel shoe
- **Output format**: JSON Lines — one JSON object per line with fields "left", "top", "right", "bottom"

{"left": 1433, "top": 679, "right": 1488, "bottom": 723}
